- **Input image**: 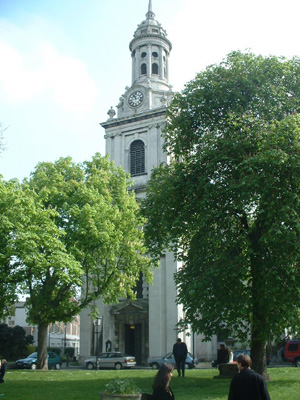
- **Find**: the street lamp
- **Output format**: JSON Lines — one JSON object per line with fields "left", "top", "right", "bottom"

{"left": 94, "top": 317, "right": 102, "bottom": 370}
{"left": 64, "top": 323, "right": 67, "bottom": 353}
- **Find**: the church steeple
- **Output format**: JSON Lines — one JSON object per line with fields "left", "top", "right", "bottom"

{"left": 129, "top": 0, "right": 172, "bottom": 87}
{"left": 108, "top": 1, "right": 173, "bottom": 120}
{"left": 146, "top": 0, "right": 155, "bottom": 20}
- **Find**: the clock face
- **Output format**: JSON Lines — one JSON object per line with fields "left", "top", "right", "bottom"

{"left": 128, "top": 91, "right": 144, "bottom": 107}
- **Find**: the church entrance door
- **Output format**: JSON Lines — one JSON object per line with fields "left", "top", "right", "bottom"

{"left": 125, "top": 324, "right": 142, "bottom": 365}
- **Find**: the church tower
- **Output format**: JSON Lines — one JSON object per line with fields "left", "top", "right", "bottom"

{"left": 103, "top": 0, "right": 173, "bottom": 178}
{"left": 80, "top": 1, "right": 188, "bottom": 366}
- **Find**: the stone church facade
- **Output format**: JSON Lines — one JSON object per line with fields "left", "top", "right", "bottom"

{"left": 80, "top": 1, "right": 218, "bottom": 365}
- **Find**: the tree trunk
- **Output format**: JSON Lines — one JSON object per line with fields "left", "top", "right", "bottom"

{"left": 251, "top": 262, "right": 269, "bottom": 380}
{"left": 250, "top": 240, "right": 269, "bottom": 380}
{"left": 37, "top": 323, "right": 48, "bottom": 370}
{"left": 251, "top": 335, "right": 269, "bottom": 380}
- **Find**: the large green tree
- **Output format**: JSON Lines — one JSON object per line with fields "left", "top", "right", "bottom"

{"left": 2, "top": 154, "right": 152, "bottom": 369}
{"left": 142, "top": 51, "right": 300, "bottom": 377}
{"left": 0, "top": 180, "right": 20, "bottom": 319}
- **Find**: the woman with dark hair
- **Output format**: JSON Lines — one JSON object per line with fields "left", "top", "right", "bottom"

{"left": 152, "top": 363, "right": 175, "bottom": 400}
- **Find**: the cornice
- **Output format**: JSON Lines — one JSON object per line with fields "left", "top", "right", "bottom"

{"left": 129, "top": 34, "right": 172, "bottom": 51}
{"left": 101, "top": 108, "right": 167, "bottom": 129}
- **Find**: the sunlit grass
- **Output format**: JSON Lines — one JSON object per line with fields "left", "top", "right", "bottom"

{"left": 0, "top": 367, "right": 299, "bottom": 400}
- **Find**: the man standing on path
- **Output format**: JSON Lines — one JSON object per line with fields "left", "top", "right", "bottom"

{"left": 228, "top": 354, "right": 271, "bottom": 400}
{"left": 173, "top": 338, "right": 188, "bottom": 377}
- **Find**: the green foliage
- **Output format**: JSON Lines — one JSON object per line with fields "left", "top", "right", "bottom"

{"left": 0, "top": 153, "right": 153, "bottom": 369}
{"left": 0, "top": 323, "right": 33, "bottom": 360}
{"left": 142, "top": 51, "right": 300, "bottom": 374}
{"left": 64, "top": 347, "right": 74, "bottom": 358}
{"left": 0, "top": 180, "right": 19, "bottom": 319}
{"left": 26, "top": 345, "right": 36, "bottom": 357}
{"left": 48, "top": 347, "right": 61, "bottom": 356}
{"left": 104, "top": 378, "right": 142, "bottom": 395}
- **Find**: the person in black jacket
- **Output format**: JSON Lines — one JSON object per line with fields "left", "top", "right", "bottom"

{"left": 228, "top": 354, "right": 271, "bottom": 400}
{"left": 217, "top": 344, "right": 230, "bottom": 369}
{"left": 0, "top": 359, "right": 7, "bottom": 384}
{"left": 172, "top": 338, "right": 188, "bottom": 377}
{"left": 152, "top": 363, "right": 175, "bottom": 400}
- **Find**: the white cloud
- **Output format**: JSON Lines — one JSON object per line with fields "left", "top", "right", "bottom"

{"left": 0, "top": 40, "right": 45, "bottom": 101}
{"left": 168, "top": 0, "right": 300, "bottom": 91}
{"left": 41, "top": 44, "right": 98, "bottom": 113}
{"left": 0, "top": 30, "right": 98, "bottom": 113}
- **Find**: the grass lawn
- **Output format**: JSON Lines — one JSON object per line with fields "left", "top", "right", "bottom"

{"left": 0, "top": 367, "right": 299, "bottom": 400}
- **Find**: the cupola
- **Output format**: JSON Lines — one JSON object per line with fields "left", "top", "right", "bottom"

{"left": 129, "top": 0, "right": 172, "bottom": 88}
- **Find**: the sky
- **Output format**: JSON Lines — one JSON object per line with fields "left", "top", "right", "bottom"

{"left": 1, "top": 0, "right": 300, "bottom": 181}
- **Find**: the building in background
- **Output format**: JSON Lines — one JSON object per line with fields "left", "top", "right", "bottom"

{"left": 80, "top": 1, "right": 220, "bottom": 364}
{"left": 4, "top": 301, "right": 80, "bottom": 357}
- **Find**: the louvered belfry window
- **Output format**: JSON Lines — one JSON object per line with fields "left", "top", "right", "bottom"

{"left": 130, "top": 140, "right": 145, "bottom": 176}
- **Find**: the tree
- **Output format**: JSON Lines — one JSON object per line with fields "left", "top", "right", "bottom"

{"left": 3, "top": 154, "right": 153, "bottom": 369}
{"left": 142, "top": 51, "right": 300, "bottom": 377}
{"left": 0, "top": 323, "right": 33, "bottom": 360}
{"left": 0, "top": 180, "right": 20, "bottom": 319}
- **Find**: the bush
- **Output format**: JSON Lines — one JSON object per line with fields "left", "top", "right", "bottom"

{"left": 64, "top": 347, "right": 75, "bottom": 358}
{"left": 26, "top": 345, "right": 36, "bottom": 357}
{"left": 0, "top": 323, "right": 33, "bottom": 360}
{"left": 48, "top": 347, "right": 61, "bottom": 356}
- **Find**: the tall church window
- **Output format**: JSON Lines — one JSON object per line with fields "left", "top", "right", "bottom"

{"left": 152, "top": 63, "right": 158, "bottom": 75}
{"left": 141, "top": 63, "right": 147, "bottom": 75}
{"left": 134, "top": 272, "right": 143, "bottom": 299}
{"left": 130, "top": 140, "right": 145, "bottom": 176}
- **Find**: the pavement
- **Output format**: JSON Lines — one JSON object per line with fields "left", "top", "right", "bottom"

{"left": 63, "top": 360, "right": 294, "bottom": 370}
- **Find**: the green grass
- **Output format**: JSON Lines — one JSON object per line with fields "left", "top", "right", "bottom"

{"left": 0, "top": 368, "right": 299, "bottom": 400}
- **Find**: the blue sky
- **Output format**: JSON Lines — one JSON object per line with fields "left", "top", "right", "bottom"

{"left": 1, "top": 0, "right": 300, "bottom": 181}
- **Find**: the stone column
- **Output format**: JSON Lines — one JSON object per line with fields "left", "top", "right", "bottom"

{"left": 162, "top": 50, "right": 168, "bottom": 82}
{"left": 159, "top": 46, "right": 164, "bottom": 79}
{"left": 131, "top": 51, "right": 135, "bottom": 84}
{"left": 147, "top": 44, "right": 151, "bottom": 78}
{"left": 135, "top": 47, "right": 140, "bottom": 81}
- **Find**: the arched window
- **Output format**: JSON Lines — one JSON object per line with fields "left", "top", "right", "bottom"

{"left": 141, "top": 63, "right": 147, "bottom": 75}
{"left": 130, "top": 140, "right": 145, "bottom": 176}
{"left": 152, "top": 63, "right": 158, "bottom": 75}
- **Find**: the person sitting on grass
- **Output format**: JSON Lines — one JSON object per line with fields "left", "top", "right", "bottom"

{"left": 152, "top": 363, "right": 175, "bottom": 400}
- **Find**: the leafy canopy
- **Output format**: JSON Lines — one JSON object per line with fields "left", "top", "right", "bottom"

{"left": 1, "top": 153, "right": 153, "bottom": 368}
{"left": 143, "top": 52, "right": 300, "bottom": 349}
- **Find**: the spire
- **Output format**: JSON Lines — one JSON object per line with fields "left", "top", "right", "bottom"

{"left": 146, "top": 0, "right": 155, "bottom": 20}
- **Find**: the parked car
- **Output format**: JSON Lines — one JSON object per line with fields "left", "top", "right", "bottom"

{"left": 15, "top": 352, "right": 62, "bottom": 370}
{"left": 233, "top": 350, "right": 251, "bottom": 361}
{"left": 282, "top": 340, "right": 300, "bottom": 367}
{"left": 233, "top": 349, "right": 270, "bottom": 365}
{"left": 83, "top": 352, "right": 136, "bottom": 370}
{"left": 148, "top": 352, "right": 198, "bottom": 370}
